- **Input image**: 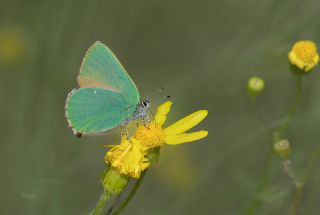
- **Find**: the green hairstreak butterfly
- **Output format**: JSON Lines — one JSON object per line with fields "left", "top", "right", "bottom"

{"left": 65, "top": 41, "right": 150, "bottom": 137}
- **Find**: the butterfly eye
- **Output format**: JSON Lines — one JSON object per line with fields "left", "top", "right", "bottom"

{"left": 142, "top": 99, "right": 150, "bottom": 108}
{"left": 142, "top": 101, "right": 147, "bottom": 107}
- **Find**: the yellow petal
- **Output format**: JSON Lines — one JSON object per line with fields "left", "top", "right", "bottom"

{"left": 164, "top": 110, "right": 208, "bottom": 135}
{"left": 155, "top": 101, "right": 172, "bottom": 126}
{"left": 288, "top": 52, "right": 304, "bottom": 69}
{"left": 105, "top": 137, "right": 149, "bottom": 178}
{"left": 164, "top": 131, "right": 208, "bottom": 145}
{"left": 314, "top": 54, "right": 319, "bottom": 64}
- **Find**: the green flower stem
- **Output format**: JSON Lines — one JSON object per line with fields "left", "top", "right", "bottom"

{"left": 111, "top": 170, "right": 148, "bottom": 215}
{"left": 282, "top": 160, "right": 300, "bottom": 187}
{"left": 110, "top": 147, "right": 160, "bottom": 215}
{"left": 106, "top": 194, "right": 122, "bottom": 215}
{"left": 247, "top": 74, "right": 303, "bottom": 215}
{"left": 90, "top": 190, "right": 112, "bottom": 215}
{"left": 251, "top": 100, "right": 270, "bottom": 129}
{"left": 291, "top": 146, "right": 320, "bottom": 215}
{"left": 274, "top": 74, "right": 302, "bottom": 141}
{"left": 246, "top": 148, "right": 274, "bottom": 215}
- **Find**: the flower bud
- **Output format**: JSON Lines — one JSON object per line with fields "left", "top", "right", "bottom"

{"left": 273, "top": 139, "right": 291, "bottom": 158}
{"left": 247, "top": 76, "right": 265, "bottom": 98}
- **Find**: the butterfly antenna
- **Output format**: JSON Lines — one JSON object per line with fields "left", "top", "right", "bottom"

{"left": 162, "top": 95, "right": 172, "bottom": 99}
{"left": 148, "top": 86, "right": 171, "bottom": 101}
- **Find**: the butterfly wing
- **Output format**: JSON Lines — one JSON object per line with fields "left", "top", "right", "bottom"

{"left": 65, "top": 88, "right": 137, "bottom": 135}
{"left": 65, "top": 41, "right": 141, "bottom": 135}
{"left": 78, "top": 41, "right": 140, "bottom": 104}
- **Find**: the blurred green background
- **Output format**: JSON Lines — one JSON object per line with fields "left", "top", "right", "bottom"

{"left": 1, "top": 0, "right": 320, "bottom": 214}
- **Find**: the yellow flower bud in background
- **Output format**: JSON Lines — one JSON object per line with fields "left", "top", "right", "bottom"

{"left": 288, "top": 40, "right": 319, "bottom": 72}
{"left": 247, "top": 76, "right": 265, "bottom": 98}
{"left": 273, "top": 139, "right": 291, "bottom": 158}
{"left": 0, "top": 27, "right": 27, "bottom": 66}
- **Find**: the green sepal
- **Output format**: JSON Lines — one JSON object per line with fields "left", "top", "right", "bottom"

{"left": 101, "top": 167, "right": 128, "bottom": 194}
{"left": 146, "top": 147, "right": 161, "bottom": 165}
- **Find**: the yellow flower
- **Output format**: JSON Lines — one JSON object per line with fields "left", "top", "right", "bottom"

{"left": 0, "top": 27, "right": 26, "bottom": 65}
{"left": 105, "top": 137, "right": 149, "bottom": 179}
{"left": 288, "top": 40, "right": 319, "bottom": 72}
{"left": 135, "top": 101, "right": 208, "bottom": 148}
{"left": 104, "top": 101, "right": 208, "bottom": 179}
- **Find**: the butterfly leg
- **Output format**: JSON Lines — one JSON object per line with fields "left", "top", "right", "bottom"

{"left": 120, "top": 125, "right": 131, "bottom": 141}
{"left": 142, "top": 114, "right": 151, "bottom": 129}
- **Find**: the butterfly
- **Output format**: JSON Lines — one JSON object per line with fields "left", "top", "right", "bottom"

{"left": 65, "top": 41, "right": 150, "bottom": 137}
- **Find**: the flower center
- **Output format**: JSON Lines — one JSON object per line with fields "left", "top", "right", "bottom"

{"left": 135, "top": 123, "right": 165, "bottom": 148}
{"left": 292, "top": 41, "right": 318, "bottom": 63}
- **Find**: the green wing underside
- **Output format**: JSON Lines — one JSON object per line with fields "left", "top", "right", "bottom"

{"left": 66, "top": 88, "right": 137, "bottom": 134}
{"left": 78, "top": 41, "right": 140, "bottom": 105}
